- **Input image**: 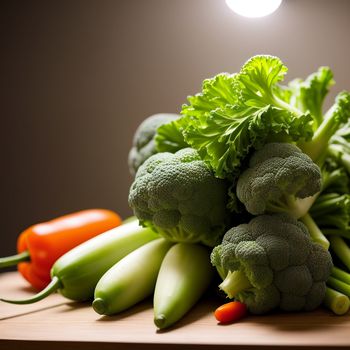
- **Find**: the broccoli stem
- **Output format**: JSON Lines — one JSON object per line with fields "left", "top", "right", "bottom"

{"left": 328, "top": 144, "right": 350, "bottom": 174}
{"left": 327, "top": 276, "right": 350, "bottom": 297}
{"left": 323, "top": 229, "right": 350, "bottom": 239}
{"left": 219, "top": 270, "right": 252, "bottom": 299}
{"left": 299, "top": 105, "right": 344, "bottom": 163}
{"left": 329, "top": 236, "right": 350, "bottom": 270}
{"left": 323, "top": 286, "right": 350, "bottom": 315}
{"left": 266, "top": 194, "right": 318, "bottom": 220}
{"left": 300, "top": 213, "right": 330, "bottom": 250}
{"left": 331, "top": 267, "right": 350, "bottom": 285}
{"left": 310, "top": 193, "right": 343, "bottom": 214}
{"left": 286, "top": 195, "right": 319, "bottom": 219}
{"left": 321, "top": 168, "right": 347, "bottom": 191}
{"left": 316, "top": 216, "right": 349, "bottom": 231}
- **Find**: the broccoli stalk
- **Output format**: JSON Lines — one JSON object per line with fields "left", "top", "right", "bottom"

{"left": 300, "top": 213, "right": 330, "bottom": 250}
{"left": 310, "top": 193, "right": 350, "bottom": 232}
{"left": 323, "top": 287, "right": 350, "bottom": 315}
{"left": 299, "top": 91, "right": 350, "bottom": 163}
{"left": 329, "top": 236, "right": 350, "bottom": 270}
{"left": 310, "top": 159, "right": 350, "bottom": 241}
{"left": 331, "top": 266, "right": 350, "bottom": 284}
{"left": 327, "top": 277, "right": 350, "bottom": 298}
{"left": 328, "top": 124, "right": 350, "bottom": 174}
{"left": 219, "top": 270, "right": 252, "bottom": 299}
{"left": 328, "top": 144, "right": 350, "bottom": 174}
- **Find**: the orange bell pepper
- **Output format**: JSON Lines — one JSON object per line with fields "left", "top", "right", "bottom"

{"left": 0, "top": 209, "right": 121, "bottom": 290}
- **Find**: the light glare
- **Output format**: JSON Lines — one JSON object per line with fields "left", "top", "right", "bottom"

{"left": 226, "top": 0, "right": 282, "bottom": 18}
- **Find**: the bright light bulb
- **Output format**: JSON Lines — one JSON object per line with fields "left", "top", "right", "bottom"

{"left": 226, "top": 0, "right": 282, "bottom": 18}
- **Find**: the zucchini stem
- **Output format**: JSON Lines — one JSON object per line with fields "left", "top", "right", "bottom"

{"left": 1, "top": 276, "right": 61, "bottom": 304}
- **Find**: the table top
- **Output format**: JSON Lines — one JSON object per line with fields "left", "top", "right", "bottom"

{"left": 1, "top": 271, "right": 350, "bottom": 350}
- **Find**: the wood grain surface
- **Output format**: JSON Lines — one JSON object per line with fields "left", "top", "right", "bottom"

{"left": 1, "top": 271, "right": 350, "bottom": 350}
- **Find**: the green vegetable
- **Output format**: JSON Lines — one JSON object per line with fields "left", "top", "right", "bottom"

{"left": 153, "top": 243, "right": 214, "bottom": 329}
{"left": 128, "top": 113, "right": 181, "bottom": 176}
{"left": 310, "top": 193, "right": 350, "bottom": 234}
{"left": 331, "top": 266, "right": 350, "bottom": 284}
{"left": 210, "top": 214, "right": 333, "bottom": 314}
{"left": 323, "top": 287, "right": 350, "bottom": 315}
{"left": 299, "top": 91, "right": 350, "bottom": 162}
{"left": 236, "top": 142, "right": 322, "bottom": 218}
{"left": 93, "top": 238, "right": 173, "bottom": 315}
{"left": 329, "top": 236, "right": 350, "bottom": 270}
{"left": 329, "top": 122, "right": 350, "bottom": 174}
{"left": 327, "top": 276, "right": 350, "bottom": 298}
{"left": 326, "top": 268, "right": 350, "bottom": 312}
{"left": 286, "top": 67, "right": 334, "bottom": 127}
{"left": 300, "top": 213, "right": 330, "bottom": 250}
{"left": 128, "top": 147, "right": 229, "bottom": 247}
{"left": 235, "top": 142, "right": 329, "bottom": 248}
{"left": 128, "top": 55, "right": 350, "bottom": 319}
{"left": 0, "top": 220, "right": 158, "bottom": 304}
{"left": 157, "top": 55, "right": 314, "bottom": 182}
{"left": 156, "top": 55, "right": 350, "bottom": 212}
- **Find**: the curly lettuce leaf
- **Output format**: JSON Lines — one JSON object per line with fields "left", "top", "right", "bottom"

{"left": 155, "top": 117, "right": 189, "bottom": 153}
{"left": 180, "top": 55, "right": 313, "bottom": 179}
{"left": 182, "top": 73, "right": 239, "bottom": 118}
{"left": 184, "top": 104, "right": 313, "bottom": 179}
{"left": 237, "top": 55, "right": 289, "bottom": 108}
{"left": 288, "top": 67, "right": 334, "bottom": 126}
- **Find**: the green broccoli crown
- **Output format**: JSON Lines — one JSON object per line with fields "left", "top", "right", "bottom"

{"left": 210, "top": 214, "right": 333, "bottom": 314}
{"left": 128, "top": 148, "right": 230, "bottom": 247}
{"left": 128, "top": 113, "right": 180, "bottom": 176}
{"left": 236, "top": 142, "right": 322, "bottom": 216}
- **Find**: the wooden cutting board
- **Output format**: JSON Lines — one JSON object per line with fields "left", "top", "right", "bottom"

{"left": 1, "top": 271, "right": 349, "bottom": 350}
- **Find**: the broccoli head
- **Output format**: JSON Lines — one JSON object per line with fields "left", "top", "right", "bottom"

{"left": 128, "top": 148, "right": 229, "bottom": 247}
{"left": 128, "top": 113, "right": 180, "bottom": 176}
{"left": 211, "top": 214, "right": 333, "bottom": 314}
{"left": 236, "top": 142, "right": 322, "bottom": 218}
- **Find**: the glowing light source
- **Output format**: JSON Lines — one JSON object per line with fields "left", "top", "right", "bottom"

{"left": 226, "top": 0, "right": 283, "bottom": 18}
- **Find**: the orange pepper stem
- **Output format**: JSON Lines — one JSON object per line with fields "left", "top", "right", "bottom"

{"left": 0, "top": 250, "right": 30, "bottom": 268}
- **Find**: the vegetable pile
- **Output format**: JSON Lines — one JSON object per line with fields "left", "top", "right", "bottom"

{"left": 2, "top": 54, "right": 350, "bottom": 328}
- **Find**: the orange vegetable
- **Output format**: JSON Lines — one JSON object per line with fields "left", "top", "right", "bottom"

{"left": 214, "top": 301, "right": 247, "bottom": 324}
{"left": 0, "top": 209, "right": 122, "bottom": 290}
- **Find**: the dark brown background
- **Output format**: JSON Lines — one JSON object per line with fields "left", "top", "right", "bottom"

{"left": 1, "top": 0, "right": 350, "bottom": 258}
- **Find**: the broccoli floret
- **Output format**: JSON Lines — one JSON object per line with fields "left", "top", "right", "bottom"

{"left": 236, "top": 142, "right": 322, "bottom": 218}
{"left": 128, "top": 113, "right": 180, "bottom": 176}
{"left": 128, "top": 148, "right": 229, "bottom": 247}
{"left": 211, "top": 214, "right": 333, "bottom": 314}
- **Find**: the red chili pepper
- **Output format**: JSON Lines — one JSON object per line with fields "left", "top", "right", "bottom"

{"left": 0, "top": 209, "right": 122, "bottom": 290}
{"left": 214, "top": 301, "right": 247, "bottom": 324}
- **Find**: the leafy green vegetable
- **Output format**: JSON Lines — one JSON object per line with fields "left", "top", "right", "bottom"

{"left": 287, "top": 67, "right": 334, "bottom": 127}
{"left": 155, "top": 117, "right": 189, "bottom": 153}
{"left": 157, "top": 55, "right": 314, "bottom": 181}
{"left": 128, "top": 54, "right": 350, "bottom": 318}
